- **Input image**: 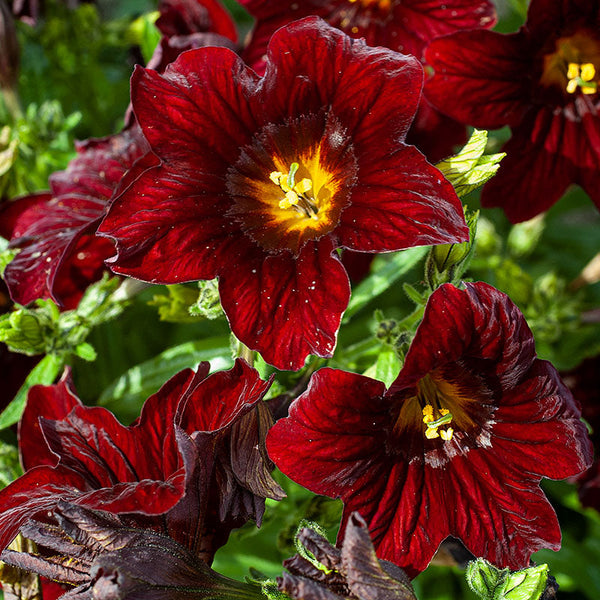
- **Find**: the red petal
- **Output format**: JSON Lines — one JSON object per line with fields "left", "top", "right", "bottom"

{"left": 99, "top": 163, "right": 254, "bottom": 283}
{"left": 259, "top": 18, "right": 423, "bottom": 148}
{"left": 480, "top": 120, "right": 576, "bottom": 223}
{"left": 425, "top": 30, "right": 532, "bottom": 129}
{"left": 338, "top": 145, "right": 468, "bottom": 252}
{"left": 267, "top": 368, "right": 389, "bottom": 496}
{"left": 19, "top": 369, "right": 80, "bottom": 471}
{"left": 219, "top": 239, "right": 350, "bottom": 370}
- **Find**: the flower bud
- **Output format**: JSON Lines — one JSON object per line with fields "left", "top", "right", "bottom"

{"left": 466, "top": 558, "right": 549, "bottom": 600}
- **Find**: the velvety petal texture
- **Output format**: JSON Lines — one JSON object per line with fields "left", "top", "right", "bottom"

{"left": 267, "top": 282, "right": 593, "bottom": 577}
{"left": 0, "top": 360, "right": 282, "bottom": 563}
{"left": 0, "top": 126, "right": 150, "bottom": 309}
{"left": 240, "top": 0, "right": 496, "bottom": 160}
{"left": 99, "top": 18, "right": 467, "bottom": 370}
{"left": 425, "top": 0, "right": 600, "bottom": 221}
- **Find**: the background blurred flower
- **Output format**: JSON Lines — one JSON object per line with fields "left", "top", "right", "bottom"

{"left": 425, "top": 0, "right": 600, "bottom": 222}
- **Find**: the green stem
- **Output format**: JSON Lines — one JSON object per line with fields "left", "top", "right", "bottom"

{"left": 1, "top": 86, "right": 22, "bottom": 120}
{"left": 237, "top": 339, "right": 255, "bottom": 367}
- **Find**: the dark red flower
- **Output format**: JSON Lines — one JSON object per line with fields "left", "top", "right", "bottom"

{"left": 147, "top": 0, "right": 238, "bottom": 74}
{"left": 0, "top": 359, "right": 283, "bottom": 563}
{"left": 155, "top": 0, "right": 236, "bottom": 41}
{"left": 98, "top": 18, "right": 468, "bottom": 371}
{"left": 267, "top": 282, "right": 593, "bottom": 577}
{"left": 425, "top": 0, "right": 600, "bottom": 222}
{"left": 239, "top": 0, "right": 496, "bottom": 161}
{"left": 1, "top": 503, "right": 268, "bottom": 600}
{"left": 0, "top": 126, "right": 150, "bottom": 309}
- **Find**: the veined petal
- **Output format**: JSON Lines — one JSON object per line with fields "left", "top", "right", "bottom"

{"left": 425, "top": 30, "right": 532, "bottom": 129}
{"left": 219, "top": 239, "right": 350, "bottom": 371}
{"left": 337, "top": 145, "right": 468, "bottom": 252}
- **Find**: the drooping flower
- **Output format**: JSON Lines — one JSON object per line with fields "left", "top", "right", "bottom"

{"left": 98, "top": 18, "right": 468, "bottom": 371}
{"left": 279, "top": 512, "right": 416, "bottom": 600}
{"left": 239, "top": 0, "right": 496, "bottom": 161}
{"left": 425, "top": 0, "right": 600, "bottom": 222}
{"left": 0, "top": 126, "right": 150, "bottom": 309}
{"left": 1, "top": 502, "right": 268, "bottom": 600}
{"left": 267, "top": 282, "right": 593, "bottom": 577}
{"left": 0, "top": 359, "right": 283, "bottom": 563}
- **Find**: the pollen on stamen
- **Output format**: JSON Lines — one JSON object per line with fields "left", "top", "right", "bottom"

{"left": 566, "top": 62, "right": 597, "bottom": 95}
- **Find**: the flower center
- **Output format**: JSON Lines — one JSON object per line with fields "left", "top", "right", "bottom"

{"left": 539, "top": 31, "right": 600, "bottom": 99}
{"left": 393, "top": 369, "right": 484, "bottom": 447}
{"left": 417, "top": 374, "right": 456, "bottom": 442}
{"left": 269, "top": 163, "right": 319, "bottom": 220}
{"left": 348, "top": 0, "right": 392, "bottom": 10}
{"left": 422, "top": 404, "right": 454, "bottom": 441}
{"left": 227, "top": 114, "right": 357, "bottom": 255}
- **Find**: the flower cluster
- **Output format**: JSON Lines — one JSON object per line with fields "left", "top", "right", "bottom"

{"left": 0, "top": 0, "right": 597, "bottom": 599}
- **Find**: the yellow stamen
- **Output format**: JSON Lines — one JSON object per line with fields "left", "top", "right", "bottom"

{"left": 566, "top": 78, "right": 579, "bottom": 94}
{"left": 295, "top": 178, "right": 313, "bottom": 194}
{"left": 425, "top": 428, "right": 440, "bottom": 440}
{"left": 440, "top": 428, "right": 454, "bottom": 441}
{"left": 421, "top": 404, "right": 453, "bottom": 442}
{"left": 270, "top": 163, "right": 319, "bottom": 220}
{"left": 279, "top": 190, "right": 300, "bottom": 210}
{"left": 580, "top": 63, "right": 596, "bottom": 81}
{"left": 567, "top": 62, "right": 580, "bottom": 79}
{"left": 566, "top": 62, "right": 597, "bottom": 95}
{"left": 269, "top": 171, "right": 284, "bottom": 185}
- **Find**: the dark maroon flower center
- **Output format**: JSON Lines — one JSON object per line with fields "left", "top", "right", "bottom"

{"left": 226, "top": 113, "right": 357, "bottom": 254}
{"left": 539, "top": 29, "right": 600, "bottom": 101}
{"left": 391, "top": 364, "right": 496, "bottom": 465}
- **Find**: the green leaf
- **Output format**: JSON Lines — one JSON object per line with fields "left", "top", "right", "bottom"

{"left": 362, "top": 348, "right": 401, "bottom": 388}
{"left": 126, "top": 11, "right": 161, "bottom": 64}
{"left": 0, "top": 353, "right": 64, "bottom": 430}
{"left": 344, "top": 247, "right": 428, "bottom": 322}
{"left": 0, "top": 440, "right": 23, "bottom": 490}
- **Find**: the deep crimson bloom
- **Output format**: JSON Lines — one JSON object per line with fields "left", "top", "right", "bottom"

{"left": 147, "top": 0, "right": 238, "bottom": 73}
{"left": 425, "top": 0, "right": 600, "bottom": 222}
{"left": 239, "top": 0, "right": 496, "bottom": 161}
{"left": 98, "top": 18, "right": 468, "bottom": 371}
{"left": 267, "top": 282, "right": 593, "bottom": 577}
{"left": 0, "top": 126, "right": 150, "bottom": 309}
{"left": 0, "top": 359, "right": 283, "bottom": 563}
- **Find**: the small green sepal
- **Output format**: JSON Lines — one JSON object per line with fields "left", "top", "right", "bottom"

{"left": 466, "top": 558, "right": 549, "bottom": 600}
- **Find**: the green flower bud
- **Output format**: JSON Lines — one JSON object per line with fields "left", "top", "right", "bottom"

{"left": 0, "top": 310, "right": 48, "bottom": 355}
{"left": 507, "top": 215, "right": 545, "bottom": 258}
{"left": 466, "top": 558, "right": 549, "bottom": 600}
{"left": 436, "top": 130, "right": 505, "bottom": 198}
{"left": 426, "top": 209, "right": 478, "bottom": 289}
